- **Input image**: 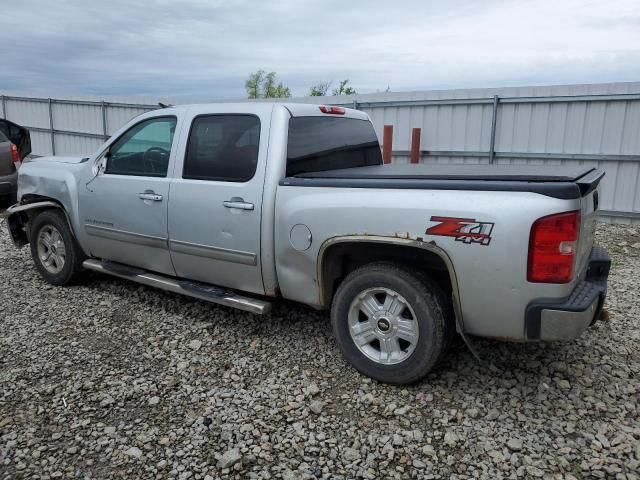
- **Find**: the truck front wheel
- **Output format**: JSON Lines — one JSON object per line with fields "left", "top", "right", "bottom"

{"left": 331, "top": 262, "right": 452, "bottom": 384}
{"left": 29, "top": 209, "right": 84, "bottom": 286}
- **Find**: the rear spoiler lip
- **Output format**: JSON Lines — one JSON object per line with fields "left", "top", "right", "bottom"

{"left": 576, "top": 168, "right": 605, "bottom": 197}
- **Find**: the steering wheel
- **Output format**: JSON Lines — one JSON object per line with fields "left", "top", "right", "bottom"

{"left": 142, "top": 147, "right": 170, "bottom": 173}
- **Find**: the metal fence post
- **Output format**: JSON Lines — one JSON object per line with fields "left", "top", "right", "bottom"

{"left": 488, "top": 94, "right": 499, "bottom": 164}
{"left": 352, "top": 100, "right": 358, "bottom": 110}
{"left": 1, "top": 95, "right": 5, "bottom": 119}
{"left": 48, "top": 98, "right": 56, "bottom": 155}
{"left": 101, "top": 101, "right": 108, "bottom": 140}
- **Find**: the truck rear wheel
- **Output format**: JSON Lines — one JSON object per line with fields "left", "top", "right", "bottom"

{"left": 331, "top": 262, "right": 452, "bottom": 384}
{"left": 29, "top": 209, "right": 84, "bottom": 286}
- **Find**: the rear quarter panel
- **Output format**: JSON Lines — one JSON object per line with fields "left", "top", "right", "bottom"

{"left": 275, "top": 186, "right": 583, "bottom": 340}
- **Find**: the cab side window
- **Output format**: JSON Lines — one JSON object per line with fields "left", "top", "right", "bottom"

{"left": 183, "top": 115, "right": 260, "bottom": 182}
{"left": 106, "top": 116, "right": 177, "bottom": 177}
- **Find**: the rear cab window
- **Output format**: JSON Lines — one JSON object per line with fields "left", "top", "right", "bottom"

{"left": 286, "top": 116, "right": 382, "bottom": 177}
{"left": 183, "top": 115, "right": 261, "bottom": 182}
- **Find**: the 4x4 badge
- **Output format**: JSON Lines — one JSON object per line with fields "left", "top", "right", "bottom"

{"left": 426, "top": 216, "right": 494, "bottom": 246}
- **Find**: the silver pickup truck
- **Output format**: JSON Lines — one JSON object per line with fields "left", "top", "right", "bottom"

{"left": 5, "top": 103, "right": 610, "bottom": 384}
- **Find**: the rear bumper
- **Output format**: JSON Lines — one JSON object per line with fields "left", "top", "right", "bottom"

{"left": 0, "top": 171, "right": 17, "bottom": 196}
{"left": 525, "top": 245, "right": 610, "bottom": 341}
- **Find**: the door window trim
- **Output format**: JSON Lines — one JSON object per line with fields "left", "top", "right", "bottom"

{"left": 104, "top": 115, "right": 178, "bottom": 178}
{"left": 182, "top": 113, "right": 262, "bottom": 183}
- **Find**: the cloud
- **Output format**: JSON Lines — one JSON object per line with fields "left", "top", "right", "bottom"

{"left": 1, "top": 0, "right": 639, "bottom": 98}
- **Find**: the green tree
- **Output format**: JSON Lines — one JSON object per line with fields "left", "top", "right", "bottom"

{"left": 263, "top": 72, "right": 278, "bottom": 98}
{"left": 332, "top": 79, "right": 357, "bottom": 96}
{"left": 245, "top": 70, "right": 264, "bottom": 99}
{"left": 245, "top": 70, "right": 291, "bottom": 99}
{"left": 274, "top": 84, "right": 291, "bottom": 98}
{"left": 309, "top": 81, "right": 332, "bottom": 96}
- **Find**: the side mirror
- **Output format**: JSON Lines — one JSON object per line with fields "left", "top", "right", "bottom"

{"left": 93, "top": 152, "right": 109, "bottom": 175}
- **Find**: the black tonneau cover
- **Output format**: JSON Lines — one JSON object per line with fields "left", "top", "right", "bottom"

{"left": 297, "top": 163, "right": 595, "bottom": 182}
{"left": 283, "top": 164, "right": 605, "bottom": 199}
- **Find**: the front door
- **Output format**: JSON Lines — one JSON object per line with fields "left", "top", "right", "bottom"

{"left": 168, "top": 110, "right": 268, "bottom": 295}
{"left": 78, "top": 115, "right": 178, "bottom": 276}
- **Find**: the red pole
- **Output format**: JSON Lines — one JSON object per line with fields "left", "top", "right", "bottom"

{"left": 410, "top": 128, "right": 421, "bottom": 164}
{"left": 382, "top": 125, "right": 393, "bottom": 164}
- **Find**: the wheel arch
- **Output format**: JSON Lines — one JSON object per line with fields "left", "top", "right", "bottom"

{"left": 6, "top": 196, "right": 77, "bottom": 248}
{"left": 317, "top": 236, "right": 464, "bottom": 332}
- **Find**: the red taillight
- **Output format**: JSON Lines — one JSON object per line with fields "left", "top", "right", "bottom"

{"left": 319, "top": 105, "right": 345, "bottom": 115}
{"left": 10, "top": 143, "right": 21, "bottom": 168}
{"left": 10, "top": 143, "right": 20, "bottom": 163}
{"left": 528, "top": 211, "right": 580, "bottom": 283}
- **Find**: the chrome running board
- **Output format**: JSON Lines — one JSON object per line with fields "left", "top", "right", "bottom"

{"left": 82, "top": 259, "right": 272, "bottom": 315}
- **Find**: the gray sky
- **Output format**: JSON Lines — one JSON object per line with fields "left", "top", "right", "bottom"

{"left": 2, "top": 0, "right": 639, "bottom": 98}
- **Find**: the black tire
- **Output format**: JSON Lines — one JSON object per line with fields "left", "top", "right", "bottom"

{"left": 29, "top": 209, "right": 85, "bottom": 286}
{"left": 331, "top": 262, "right": 452, "bottom": 385}
{"left": 0, "top": 193, "right": 14, "bottom": 208}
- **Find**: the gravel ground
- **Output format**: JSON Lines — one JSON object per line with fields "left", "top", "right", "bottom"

{"left": 0, "top": 221, "right": 638, "bottom": 480}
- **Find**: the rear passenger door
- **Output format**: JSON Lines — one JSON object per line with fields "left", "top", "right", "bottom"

{"left": 168, "top": 107, "right": 270, "bottom": 295}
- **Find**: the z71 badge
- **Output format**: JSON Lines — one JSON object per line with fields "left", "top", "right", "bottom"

{"left": 426, "top": 216, "right": 494, "bottom": 246}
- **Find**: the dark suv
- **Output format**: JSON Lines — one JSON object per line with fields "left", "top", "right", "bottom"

{"left": 0, "top": 119, "right": 31, "bottom": 206}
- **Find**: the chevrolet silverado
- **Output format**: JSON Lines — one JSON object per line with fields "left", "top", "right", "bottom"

{"left": 5, "top": 103, "right": 610, "bottom": 384}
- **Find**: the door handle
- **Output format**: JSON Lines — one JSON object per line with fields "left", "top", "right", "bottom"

{"left": 138, "top": 191, "right": 163, "bottom": 201}
{"left": 223, "top": 198, "right": 254, "bottom": 210}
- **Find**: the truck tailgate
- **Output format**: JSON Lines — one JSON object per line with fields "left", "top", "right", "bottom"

{"left": 577, "top": 184, "right": 600, "bottom": 278}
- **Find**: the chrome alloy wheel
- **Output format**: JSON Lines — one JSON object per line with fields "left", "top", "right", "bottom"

{"left": 36, "top": 225, "right": 66, "bottom": 275}
{"left": 347, "top": 287, "right": 419, "bottom": 365}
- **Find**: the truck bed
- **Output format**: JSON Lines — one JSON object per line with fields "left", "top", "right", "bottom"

{"left": 283, "top": 164, "right": 604, "bottom": 200}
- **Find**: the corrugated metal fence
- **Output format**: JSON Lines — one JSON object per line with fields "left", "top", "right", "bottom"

{"left": 2, "top": 81, "right": 640, "bottom": 223}
{"left": 0, "top": 94, "right": 156, "bottom": 157}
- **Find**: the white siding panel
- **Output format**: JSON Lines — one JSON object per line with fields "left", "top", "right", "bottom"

{"left": 52, "top": 103, "right": 103, "bottom": 135}
{"left": 6, "top": 99, "right": 50, "bottom": 128}
{"left": 29, "top": 131, "right": 54, "bottom": 156}
{"left": 106, "top": 107, "right": 151, "bottom": 136}
{"left": 53, "top": 134, "right": 103, "bottom": 156}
